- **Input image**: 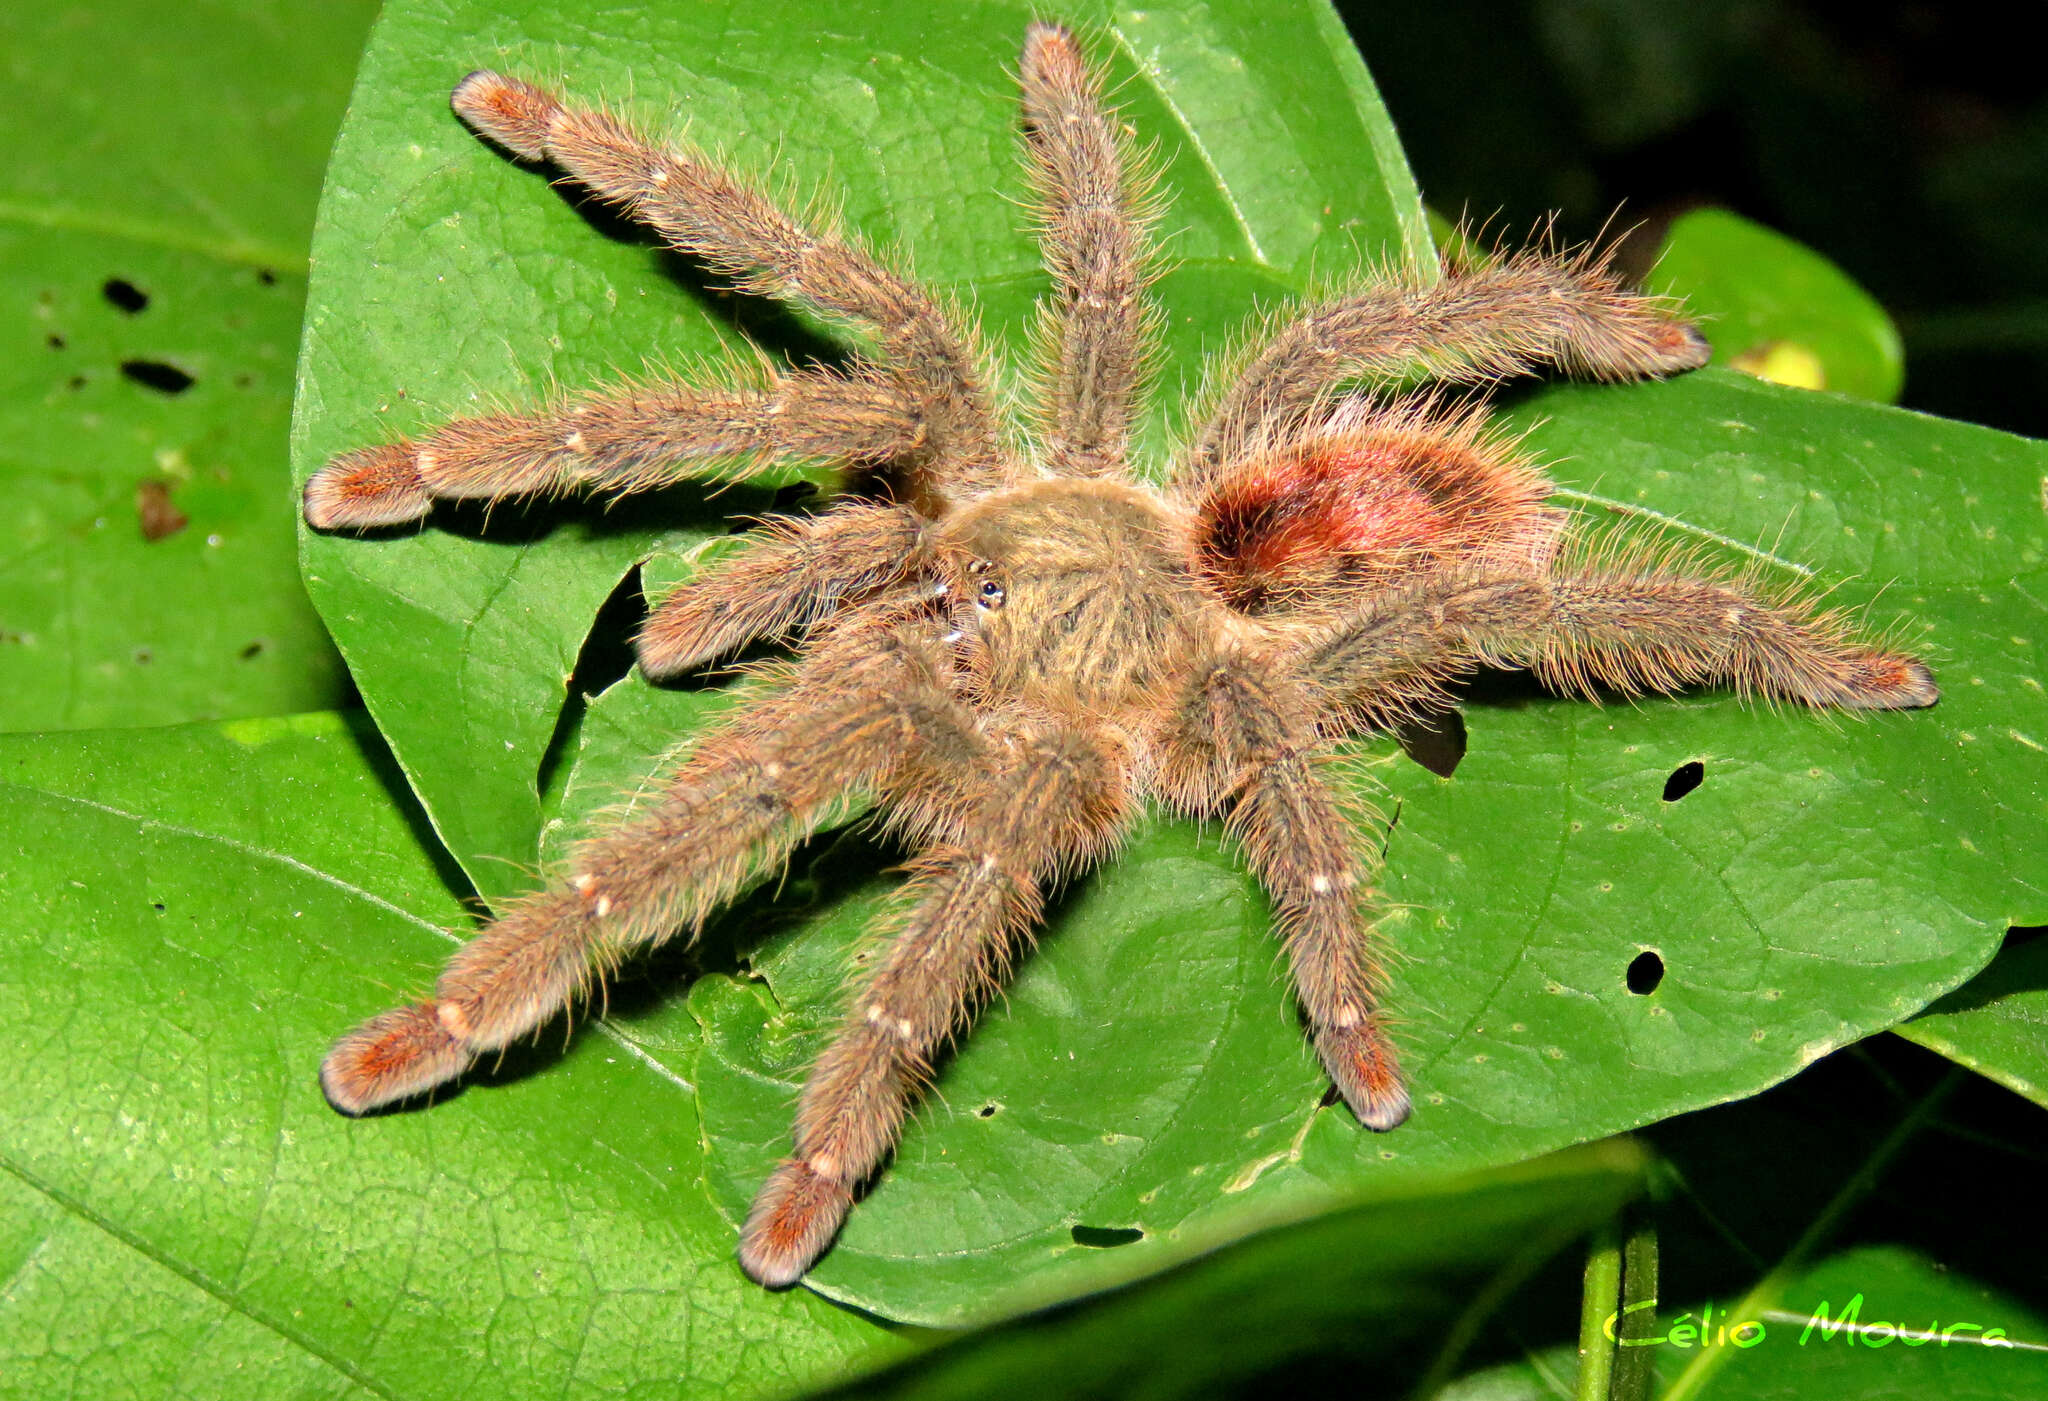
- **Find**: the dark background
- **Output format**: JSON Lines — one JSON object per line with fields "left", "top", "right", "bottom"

{"left": 1341, "top": 0, "right": 2048, "bottom": 437}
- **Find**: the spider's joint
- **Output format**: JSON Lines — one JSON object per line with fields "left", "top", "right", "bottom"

{"left": 1309, "top": 873, "right": 1331, "bottom": 894}
{"left": 1332, "top": 1004, "right": 1363, "bottom": 1029}
{"left": 436, "top": 1000, "right": 473, "bottom": 1039}
{"left": 563, "top": 430, "right": 587, "bottom": 452}
{"left": 808, "top": 1152, "right": 841, "bottom": 1180}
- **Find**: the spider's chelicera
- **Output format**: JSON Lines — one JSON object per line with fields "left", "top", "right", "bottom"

{"left": 306, "top": 25, "right": 1937, "bottom": 1287}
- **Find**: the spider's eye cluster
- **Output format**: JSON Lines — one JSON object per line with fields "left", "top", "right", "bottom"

{"left": 969, "top": 559, "right": 1006, "bottom": 611}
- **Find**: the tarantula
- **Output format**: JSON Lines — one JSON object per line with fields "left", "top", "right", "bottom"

{"left": 305, "top": 23, "right": 1937, "bottom": 1288}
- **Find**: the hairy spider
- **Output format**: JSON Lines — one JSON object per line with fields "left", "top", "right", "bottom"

{"left": 305, "top": 23, "right": 1937, "bottom": 1288}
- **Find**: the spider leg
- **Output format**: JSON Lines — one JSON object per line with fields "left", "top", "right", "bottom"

{"left": 450, "top": 72, "right": 1010, "bottom": 504}
{"left": 1301, "top": 560, "right": 1938, "bottom": 716}
{"left": 638, "top": 502, "right": 927, "bottom": 678}
{"left": 303, "top": 368, "right": 920, "bottom": 530}
{"left": 319, "top": 615, "right": 979, "bottom": 1115}
{"left": 1156, "top": 654, "right": 1410, "bottom": 1131}
{"left": 1019, "top": 22, "right": 1159, "bottom": 480}
{"left": 738, "top": 723, "right": 1133, "bottom": 1287}
{"left": 1184, "top": 249, "right": 1712, "bottom": 484}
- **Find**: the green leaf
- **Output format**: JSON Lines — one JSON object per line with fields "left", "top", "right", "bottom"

{"left": 0, "top": 1, "right": 365, "bottom": 731}
{"left": 296, "top": 0, "right": 2044, "bottom": 1331}
{"left": 556, "top": 369, "right": 2042, "bottom": 1322}
{"left": 0, "top": 715, "right": 898, "bottom": 1399}
{"left": 1896, "top": 932, "right": 2048, "bottom": 1110}
{"left": 1655, "top": 1246, "right": 2048, "bottom": 1397}
{"left": 795, "top": 1142, "right": 1647, "bottom": 1400}
{"left": 1650, "top": 208, "right": 1905, "bottom": 402}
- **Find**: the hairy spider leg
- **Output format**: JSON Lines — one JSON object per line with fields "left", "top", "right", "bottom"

{"left": 739, "top": 723, "right": 1133, "bottom": 1286}
{"left": 637, "top": 502, "right": 928, "bottom": 678}
{"left": 1186, "top": 249, "right": 1714, "bottom": 484}
{"left": 1159, "top": 653, "right": 1410, "bottom": 1130}
{"left": 303, "top": 370, "right": 922, "bottom": 530}
{"left": 1019, "top": 22, "right": 1160, "bottom": 480}
{"left": 1300, "top": 561, "right": 1939, "bottom": 716}
{"left": 449, "top": 70, "right": 1011, "bottom": 506}
{"left": 319, "top": 616, "right": 979, "bottom": 1115}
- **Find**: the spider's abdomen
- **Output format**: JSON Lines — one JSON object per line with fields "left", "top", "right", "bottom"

{"left": 1191, "top": 401, "right": 1562, "bottom": 613}
{"left": 940, "top": 480, "right": 1202, "bottom": 712}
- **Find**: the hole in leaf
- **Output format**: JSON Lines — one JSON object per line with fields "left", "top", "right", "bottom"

{"left": 771, "top": 480, "right": 818, "bottom": 513}
{"left": 1627, "top": 950, "right": 1665, "bottom": 995}
{"left": 151, "top": 902, "right": 165, "bottom": 913}
{"left": 1662, "top": 760, "right": 1705, "bottom": 802}
{"left": 239, "top": 640, "right": 266, "bottom": 660}
{"left": 102, "top": 278, "right": 149, "bottom": 313}
{"left": 977, "top": 1102, "right": 1000, "bottom": 1119}
{"left": 120, "top": 359, "right": 194, "bottom": 394}
{"left": 1394, "top": 707, "right": 1467, "bottom": 778}
{"left": 46, "top": 333, "right": 65, "bottom": 350}
{"left": 1070, "top": 1225, "right": 1143, "bottom": 1248}
{"left": 256, "top": 268, "right": 278, "bottom": 286}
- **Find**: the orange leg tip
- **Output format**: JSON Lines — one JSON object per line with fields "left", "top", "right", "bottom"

{"left": 319, "top": 1001, "right": 474, "bottom": 1116}
{"left": 1853, "top": 655, "right": 1940, "bottom": 711}
{"left": 1659, "top": 322, "right": 1713, "bottom": 373}
{"left": 631, "top": 615, "right": 700, "bottom": 680}
{"left": 737, "top": 1159, "right": 854, "bottom": 1289}
{"left": 451, "top": 70, "right": 559, "bottom": 162}
{"left": 1316, "top": 1017, "right": 1412, "bottom": 1132}
{"left": 303, "top": 446, "right": 432, "bottom": 530}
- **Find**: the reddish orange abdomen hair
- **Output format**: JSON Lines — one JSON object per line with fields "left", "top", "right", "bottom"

{"left": 1191, "top": 404, "right": 1560, "bottom": 612}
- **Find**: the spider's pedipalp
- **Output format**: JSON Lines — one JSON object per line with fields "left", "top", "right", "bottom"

{"left": 303, "top": 370, "right": 922, "bottom": 530}
{"left": 451, "top": 71, "right": 1010, "bottom": 504}
{"left": 1185, "top": 250, "right": 1711, "bottom": 484}
{"left": 738, "top": 723, "right": 1133, "bottom": 1287}
{"left": 638, "top": 503, "right": 927, "bottom": 678}
{"left": 1019, "top": 21, "right": 1159, "bottom": 479}
{"left": 1157, "top": 651, "right": 1409, "bottom": 1130}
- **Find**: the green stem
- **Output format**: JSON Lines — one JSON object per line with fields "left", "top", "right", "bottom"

{"left": 1575, "top": 1221, "right": 1624, "bottom": 1401}
{"left": 1611, "top": 1212, "right": 1660, "bottom": 1401}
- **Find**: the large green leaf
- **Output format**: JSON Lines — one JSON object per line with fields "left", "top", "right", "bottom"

{"left": 0, "top": 715, "right": 897, "bottom": 1399}
{"left": 294, "top": 0, "right": 2043, "bottom": 1329}
{"left": 0, "top": 0, "right": 364, "bottom": 731}
{"left": 555, "top": 372, "right": 2042, "bottom": 1321}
